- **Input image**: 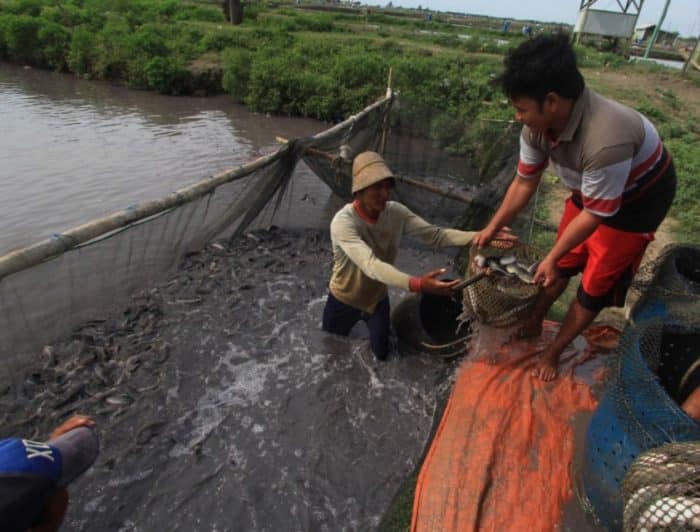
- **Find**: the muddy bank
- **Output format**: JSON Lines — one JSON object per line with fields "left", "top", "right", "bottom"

{"left": 1, "top": 227, "right": 462, "bottom": 531}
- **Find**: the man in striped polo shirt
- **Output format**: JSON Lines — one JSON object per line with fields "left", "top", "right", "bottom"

{"left": 473, "top": 33, "right": 676, "bottom": 381}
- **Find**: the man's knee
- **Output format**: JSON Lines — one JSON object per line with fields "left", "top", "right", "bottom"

{"left": 322, "top": 294, "right": 359, "bottom": 335}
{"left": 322, "top": 315, "right": 352, "bottom": 336}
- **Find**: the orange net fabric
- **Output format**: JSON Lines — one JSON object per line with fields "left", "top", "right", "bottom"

{"left": 411, "top": 322, "right": 620, "bottom": 532}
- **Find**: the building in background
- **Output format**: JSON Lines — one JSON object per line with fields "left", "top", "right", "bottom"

{"left": 633, "top": 23, "right": 679, "bottom": 46}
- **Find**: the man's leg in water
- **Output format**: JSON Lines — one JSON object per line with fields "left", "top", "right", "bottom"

{"left": 364, "top": 296, "right": 390, "bottom": 360}
{"left": 322, "top": 292, "right": 361, "bottom": 336}
{"left": 516, "top": 276, "right": 569, "bottom": 339}
{"left": 531, "top": 298, "right": 598, "bottom": 381}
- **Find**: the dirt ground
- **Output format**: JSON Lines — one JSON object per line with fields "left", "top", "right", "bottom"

{"left": 583, "top": 67, "right": 700, "bottom": 118}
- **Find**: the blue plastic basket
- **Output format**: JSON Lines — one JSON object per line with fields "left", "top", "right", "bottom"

{"left": 583, "top": 246, "right": 700, "bottom": 530}
{"left": 583, "top": 326, "right": 700, "bottom": 529}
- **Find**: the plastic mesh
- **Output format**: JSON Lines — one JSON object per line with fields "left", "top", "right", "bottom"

{"left": 611, "top": 318, "right": 700, "bottom": 448}
{"left": 622, "top": 441, "right": 700, "bottom": 531}
{"left": 583, "top": 244, "right": 700, "bottom": 530}
{"left": 457, "top": 241, "right": 541, "bottom": 328}
{"left": 599, "top": 245, "right": 700, "bottom": 448}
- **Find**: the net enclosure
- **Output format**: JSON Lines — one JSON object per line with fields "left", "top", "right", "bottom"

{"left": 583, "top": 245, "right": 700, "bottom": 530}
{"left": 0, "top": 91, "right": 519, "bottom": 372}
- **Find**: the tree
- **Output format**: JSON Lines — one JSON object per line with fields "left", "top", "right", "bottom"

{"left": 222, "top": 0, "right": 244, "bottom": 25}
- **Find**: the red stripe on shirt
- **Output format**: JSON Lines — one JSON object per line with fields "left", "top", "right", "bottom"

{"left": 628, "top": 141, "right": 662, "bottom": 182}
{"left": 582, "top": 195, "right": 621, "bottom": 215}
{"left": 517, "top": 159, "right": 548, "bottom": 178}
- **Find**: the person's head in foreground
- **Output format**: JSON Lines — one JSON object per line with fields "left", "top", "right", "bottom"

{"left": 351, "top": 151, "right": 395, "bottom": 219}
{"left": 0, "top": 415, "right": 99, "bottom": 532}
{"left": 499, "top": 32, "right": 585, "bottom": 135}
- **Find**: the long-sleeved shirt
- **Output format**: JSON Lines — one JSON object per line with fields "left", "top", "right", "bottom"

{"left": 329, "top": 201, "right": 475, "bottom": 313}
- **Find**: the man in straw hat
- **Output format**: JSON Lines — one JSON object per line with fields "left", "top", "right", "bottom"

{"left": 322, "top": 151, "right": 514, "bottom": 360}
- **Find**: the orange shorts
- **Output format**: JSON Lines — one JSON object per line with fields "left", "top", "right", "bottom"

{"left": 556, "top": 198, "right": 653, "bottom": 311}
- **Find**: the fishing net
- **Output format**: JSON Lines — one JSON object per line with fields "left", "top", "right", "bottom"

{"left": 0, "top": 96, "right": 387, "bottom": 373}
{"left": 583, "top": 244, "right": 700, "bottom": 530}
{"left": 0, "top": 91, "right": 519, "bottom": 376}
{"left": 622, "top": 441, "right": 700, "bottom": 531}
{"left": 457, "top": 241, "right": 541, "bottom": 328}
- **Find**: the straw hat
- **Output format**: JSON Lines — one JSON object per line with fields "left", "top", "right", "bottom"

{"left": 351, "top": 151, "right": 394, "bottom": 194}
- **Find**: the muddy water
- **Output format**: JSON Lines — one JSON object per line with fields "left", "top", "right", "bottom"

{"left": 0, "top": 62, "right": 329, "bottom": 256}
{"left": 1, "top": 227, "right": 462, "bottom": 531}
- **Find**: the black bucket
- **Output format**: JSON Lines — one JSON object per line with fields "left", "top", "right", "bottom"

{"left": 390, "top": 292, "right": 470, "bottom": 358}
{"left": 655, "top": 245, "right": 700, "bottom": 294}
{"left": 631, "top": 245, "right": 700, "bottom": 322}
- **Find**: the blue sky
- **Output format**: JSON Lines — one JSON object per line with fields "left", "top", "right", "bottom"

{"left": 389, "top": 0, "right": 700, "bottom": 37}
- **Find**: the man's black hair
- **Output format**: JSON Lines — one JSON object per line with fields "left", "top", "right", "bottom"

{"left": 498, "top": 33, "right": 585, "bottom": 105}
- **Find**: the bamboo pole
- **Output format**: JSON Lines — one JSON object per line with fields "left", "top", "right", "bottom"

{"left": 304, "top": 94, "right": 391, "bottom": 144}
{"left": 379, "top": 67, "right": 394, "bottom": 155}
{"left": 682, "top": 37, "right": 700, "bottom": 75}
{"left": 0, "top": 94, "right": 394, "bottom": 281}
{"left": 275, "top": 137, "right": 335, "bottom": 161}
{"left": 0, "top": 145, "right": 291, "bottom": 281}
{"left": 394, "top": 174, "right": 477, "bottom": 204}
{"left": 479, "top": 118, "right": 517, "bottom": 124}
{"left": 643, "top": 0, "right": 670, "bottom": 59}
{"left": 393, "top": 175, "right": 556, "bottom": 230}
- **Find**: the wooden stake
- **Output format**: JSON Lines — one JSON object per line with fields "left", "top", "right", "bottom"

{"left": 379, "top": 66, "right": 394, "bottom": 155}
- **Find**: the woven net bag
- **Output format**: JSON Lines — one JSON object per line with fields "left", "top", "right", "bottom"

{"left": 622, "top": 441, "right": 700, "bottom": 531}
{"left": 459, "top": 241, "right": 541, "bottom": 328}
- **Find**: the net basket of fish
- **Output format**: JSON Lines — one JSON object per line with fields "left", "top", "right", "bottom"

{"left": 458, "top": 241, "right": 541, "bottom": 328}
{"left": 622, "top": 441, "right": 700, "bottom": 531}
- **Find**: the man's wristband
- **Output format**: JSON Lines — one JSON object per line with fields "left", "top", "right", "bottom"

{"left": 409, "top": 277, "right": 422, "bottom": 292}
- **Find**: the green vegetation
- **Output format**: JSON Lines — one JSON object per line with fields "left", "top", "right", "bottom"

{"left": 0, "top": 0, "right": 698, "bottom": 241}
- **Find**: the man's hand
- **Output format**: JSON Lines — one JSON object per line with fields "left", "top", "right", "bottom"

{"left": 472, "top": 226, "right": 518, "bottom": 248}
{"left": 472, "top": 226, "right": 497, "bottom": 248}
{"left": 49, "top": 415, "right": 96, "bottom": 440}
{"left": 419, "top": 268, "right": 461, "bottom": 296}
{"left": 533, "top": 256, "right": 559, "bottom": 287}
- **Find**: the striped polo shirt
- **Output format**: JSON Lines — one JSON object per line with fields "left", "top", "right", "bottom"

{"left": 517, "top": 88, "right": 675, "bottom": 232}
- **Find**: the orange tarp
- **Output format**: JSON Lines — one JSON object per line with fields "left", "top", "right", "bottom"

{"left": 411, "top": 323, "right": 619, "bottom": 532}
